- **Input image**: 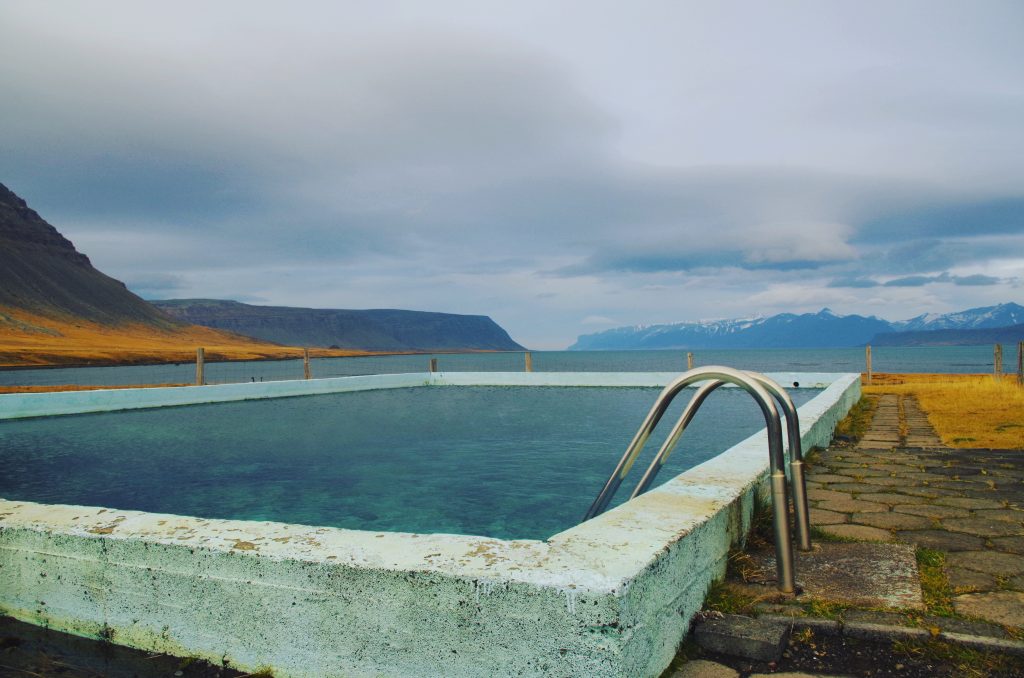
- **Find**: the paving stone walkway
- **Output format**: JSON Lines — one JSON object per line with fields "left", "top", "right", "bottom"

{"left": 808, "top": 393, "right": 1024, "bottom": 627}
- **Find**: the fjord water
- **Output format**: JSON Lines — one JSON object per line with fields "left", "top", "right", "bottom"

{"left": 0, "top": 345, "right": 1001, "bottom": 387}
{"left": 0, "top": 386, "right": 818, "bottom": 540}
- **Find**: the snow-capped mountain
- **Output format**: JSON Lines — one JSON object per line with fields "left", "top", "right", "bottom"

{"left": 569, "top": 308, "right": 893, "bottom": 350}
{"left": 893, "top": 303, "right": 1024, "bottom": 332}
{"left": 568, "top": 303, "right": 1024, "bottom": 350}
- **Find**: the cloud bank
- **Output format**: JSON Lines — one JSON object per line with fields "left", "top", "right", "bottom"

{"left": 1, "top": 1, "right": 1022, "bottom": 347}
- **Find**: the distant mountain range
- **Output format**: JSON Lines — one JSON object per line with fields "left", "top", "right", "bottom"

{"left": 569, "top": 303, "right": 1024, "bottom": 350}
{"left": 871, "top": 324, "right": 1024, "bottom": 347}
{"left": 152, "top": 299, "right": 525, "bottom": 352}
{"left": 0, "top": 182, "right": 524, "bottom": 365}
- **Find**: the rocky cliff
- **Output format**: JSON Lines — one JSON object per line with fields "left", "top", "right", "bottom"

{"left": 153, "top": 299, "right": 525, "bottom": 352}
{"left": 0, "top": 182, "right": 174, "bottom": 327}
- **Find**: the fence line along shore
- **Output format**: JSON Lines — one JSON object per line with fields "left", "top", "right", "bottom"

{"left": 0, "top": 343, "right": 1020, "bottom": 392}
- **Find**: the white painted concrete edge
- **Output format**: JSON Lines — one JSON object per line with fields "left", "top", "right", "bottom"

{"left": 0, "top": 370, "right": 846, "bottom": 420}
{"left": 0, "top": 373, "right": 861, "bottom": 677}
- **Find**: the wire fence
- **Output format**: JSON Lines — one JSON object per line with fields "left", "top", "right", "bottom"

{"left": 0, "top": 343, "right": 1019, "bottom": 390}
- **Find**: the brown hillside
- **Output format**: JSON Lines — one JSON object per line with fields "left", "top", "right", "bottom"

{"left": 0, "top": 183, "right": 366, "bottom": 366}
{"left": 0, "top": 307, "right": 368, "bottom": 367}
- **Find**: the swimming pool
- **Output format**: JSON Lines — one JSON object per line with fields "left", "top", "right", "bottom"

{"left": 0, "top": 385, "right": 819, "bottom": 540}
{"left": 0, "top": 371, "right": 861, "bottom": 678}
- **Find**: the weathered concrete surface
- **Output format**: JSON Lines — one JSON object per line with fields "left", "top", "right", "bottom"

{"left": 694, "top": 614, "right": 789, "bottom": 662}
{"left": 747, "top": 543, "right": 923, "bottom": 610}
{"left": 0, "top": 373, "right": 861, "bottom": 678}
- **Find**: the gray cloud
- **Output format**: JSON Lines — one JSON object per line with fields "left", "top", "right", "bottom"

{"left": 881, "top": 272, "right": 1004, "bottom": 288}
{"left": 884, "top": 274, "right": 947, "bottom": 287}
{"left": 953, "top": 274, "right": 1001, "bottom": 287}
{"left": 1, "top": 2, "right": 1022, "bottom": 347}
{"left": 828, "top": 277, "right": 880, "bottom": 289}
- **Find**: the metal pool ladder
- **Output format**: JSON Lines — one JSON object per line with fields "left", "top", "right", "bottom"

{"left": 583, "top": 366, "right": 812, "bottom": 594}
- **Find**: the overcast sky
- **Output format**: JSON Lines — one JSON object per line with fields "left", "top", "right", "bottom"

{"left": 2, "top": 1, "right": 1022, "bottom": 348}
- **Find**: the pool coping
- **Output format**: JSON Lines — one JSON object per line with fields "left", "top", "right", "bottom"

{"left": 0, "top": 371, "right": 861, "bottom": 677}
{"left": 0, "top": 370, "right": 843, "bottom": 420}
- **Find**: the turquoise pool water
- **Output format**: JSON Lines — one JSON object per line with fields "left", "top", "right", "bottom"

{"left": 0, "top": 386, "right": 818, "bottom": 540}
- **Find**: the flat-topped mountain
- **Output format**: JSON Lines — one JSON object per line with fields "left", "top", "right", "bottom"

{"left": 0, "top": 182, "right": 172, "bottom": 326}
{"left": 570, "top": 303, "right": 1024, "bottom": 350}
{"left": 152, "top": 299, "right": 526, "bottom": 352}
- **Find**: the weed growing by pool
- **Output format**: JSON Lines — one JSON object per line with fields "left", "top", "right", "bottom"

{"left": 915, "top": 548, "right": 956, "bottom": 617}
{"left": 833, "top": 395, "right": 877, "bottom": 443}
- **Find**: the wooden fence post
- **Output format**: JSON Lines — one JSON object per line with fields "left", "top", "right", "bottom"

{"left": 524, "top": 352, "right": 533, "bottom": 372}
{"left": 196, "top": 347, "right": 205, "bottom": 386}
{"left": 865, "top": 345, "right": 872, "bottom": 385}
{"left": 1017, "top": 341, "right": 1023, "bottom": 387}
{"left": 429, "top": 357, "right": 438, "bottom": 373}
{"left": 303, "top": 348, "right": 312, "bottom": 380}
{"left": 687, "top": 352, "right": 694, "bottom": 370}
{"left": 994, "top": 344, "right": 1003, "bottom": 381}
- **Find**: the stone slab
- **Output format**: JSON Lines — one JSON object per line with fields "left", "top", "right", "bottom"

{"left": 938, "top": 632, "right": 1024, "bottom": 657}
{"left": 973, "top": 509, "right": 1024, "bottom": 523}
{"left": 934, "top": 497, "right": 1004, "bottom": 510}
{"left": 855, "top": 493, "right": 926, "bottom": 506}
{"left": 893, "top": 504, "right": 969, "bottom": 519}
{"left": 671, "top": 659, "right": 739, "bottom": 678}
{"left": 820, "top": 524, "right": 894, "bottom": 542}
{"left": 694, "top": 614, "right": 789, "bottom": 662}
{"left": 893, "top": 486, "right": 963, "bottom": 498}
{"left": 815, "top": 498, "right": 888, "bottom": 514}
{"left": 809, "top": 508, "right": 847, "bottom": 525}
{"left": 806, "top": 489, "right": 852, "bottom": 503}
{"left": 806, "top": 473, "right": 857, "bottom": 484}
{"left": 953, "top": 591, "right": 1024, "bottom": 627}
{"left": 945, "top": 550, "right": 1024, "bottom": 577}
{"left": 843, "top": 621, "right": 930, "bottom": 642}
{"left": 852, "top": 512, "right": 933, "bottom": 531}
{"left": 894, "top": 530, "right": 985, "bottom": 552}
{"left": 859, "top": 477, "right": 905, "bottom": 487}
{"left": 943, "top": 517, "right": 1024, "bottom": 537}
{"left": 946, "top": 567, "right": 998, "bottom": 592}
{"left": 826, "top": 483, "right": 888, "bottom": 494}
{"left": 992, "top": 536, "right": 1024, "bottom": 554}
{"left": 926, "top": 615, "right": 1010, "bottom": 639}
{"left": 751, "top": 542, "right": 922, "bottom": 610}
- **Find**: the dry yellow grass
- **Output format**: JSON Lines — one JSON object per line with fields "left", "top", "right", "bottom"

{"left": 864, "top": 373, "right": 1024, "bottom": 449}
{"left": 0, "top": 306, "right": 371, "bottom": 368}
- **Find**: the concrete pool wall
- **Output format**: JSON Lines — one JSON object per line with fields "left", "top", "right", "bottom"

{"left": 0, "top": 372, "right": 861, "bottom": 677}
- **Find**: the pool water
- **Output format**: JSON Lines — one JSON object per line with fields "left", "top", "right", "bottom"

{"left": 0, "top": 386, "right": 817, "bottom": 540}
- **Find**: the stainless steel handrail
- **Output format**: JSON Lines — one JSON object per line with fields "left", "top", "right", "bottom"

{"left": 582, "top": 366, "right": 797, "bottom": 593}
{"left": 750, "top": 373, "right": 812, "bottom": 552}
{"left": 628, "top": 372, "right": 812, "bottom": 551}
{"left": 628, "top": 379, "right": 725, "bottom": 500}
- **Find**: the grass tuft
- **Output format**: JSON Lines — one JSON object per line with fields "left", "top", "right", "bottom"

{"left": 833, "top": 395, "right": 877, "bottom": 442}
{"left": 892, "top": 638, "right": 1020, "bottom": 677}
{"left": 916, "top": 548, "right": 955, "bottom": 617}
{"left": 703, "top": 579, "right": 758, "bottom": 616}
